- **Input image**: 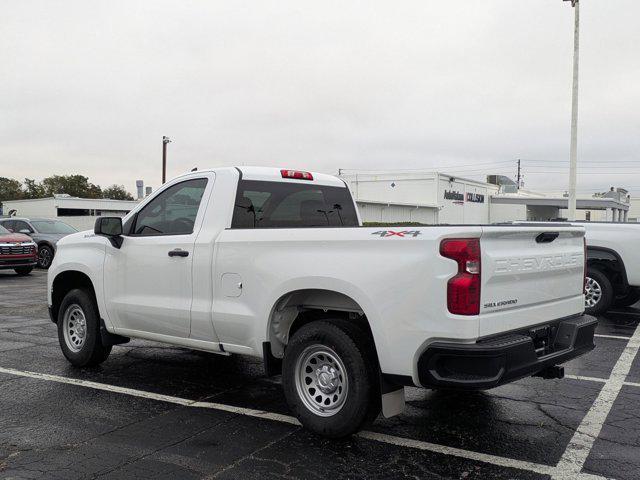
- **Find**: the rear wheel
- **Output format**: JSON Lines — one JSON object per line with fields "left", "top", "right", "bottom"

{"left": 613, "top": 287, "right": 640, "bottom": 308}
{"left": 57, "top": 288, "right": 111, "bottom": 367}
{"left": 282, "top": 319, "right": 380, "bottom": 438}
{"left": 584, "top": 268, "right": 614, "bottom": 316}
{"left": 14, "top": 267, "right": 33, "bottom": 276}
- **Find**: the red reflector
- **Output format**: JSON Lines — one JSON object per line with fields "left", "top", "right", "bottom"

{"left": 440, "top": 238, "right": 481, "bottom": 316}
{"left": 280, "top": 169, "right": 313, "bottom": 181}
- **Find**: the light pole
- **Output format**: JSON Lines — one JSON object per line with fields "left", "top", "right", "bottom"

{"left": 162, "top": 136, "right": 172, "bottom": 184}
{"left": 564, "top": 0, "right": 580, "bottom": 220}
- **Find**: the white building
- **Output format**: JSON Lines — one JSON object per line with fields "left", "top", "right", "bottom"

{"left": 1, "top": 194, "right": 139, "bottom": 230}
{"left": 341, "top": 171, "right": 632, "bottom": 225}
{"left": 342, "top": 172, "right": 499, "bottom": 225}
{"left": 626, "top": 197, "right": 640, "bottom": 222}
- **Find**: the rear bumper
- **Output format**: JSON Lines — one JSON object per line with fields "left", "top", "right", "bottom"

{"left": 417, "top": 314, "right": 597, "bottom": 390}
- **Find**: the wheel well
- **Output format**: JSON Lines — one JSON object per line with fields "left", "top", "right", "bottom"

{"left": 267, "top": 289, "right": 376, "bottom": 360}
{"left": 51, "top": 271, "right": 96, "bottom": 323}
{"left": 587, "top": 248, "right": 628, "bottom": 294}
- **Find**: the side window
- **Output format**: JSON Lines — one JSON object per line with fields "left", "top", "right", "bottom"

{"left": 131, "top": 178, "right": 208, "bottom": 236}
{"left": 2, "top": 220, "right": 16, "bottom": 232}
{"left": 13, "top": 221, "right": 33, "bottom": 233}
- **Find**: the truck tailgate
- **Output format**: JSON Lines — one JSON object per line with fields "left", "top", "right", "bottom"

{"left": 479, "top": 225, "right": 585, "bottom": 337}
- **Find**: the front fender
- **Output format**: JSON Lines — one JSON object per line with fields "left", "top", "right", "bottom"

{"left": 47, "top": 234, "right": 110, "bottom": 327}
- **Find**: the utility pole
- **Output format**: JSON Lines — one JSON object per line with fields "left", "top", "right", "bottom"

{"left": 517, "top": 159, "right": 521, "bottom": 189}
{"left": 162, "top": 136, "right": 172, "bottom": 184}
{"left": 564, "top": 0, "right": 580, "bottom": 220}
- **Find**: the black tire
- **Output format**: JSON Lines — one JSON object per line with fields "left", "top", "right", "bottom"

{"left": 14, "top": 266, "right": 33, "bottom": 276}
{"left": 613, "top": 287, "right": 640, "bottom": 308}
{"left": 282, "top": 319, "right": 381, "bottom": 438}
{"left": 585, "top": 268, "right": 614, "bottom": 316}
{"left": 37, "top": 244, "right": 54, "bottom": 269}
{"left": 57, "top": 288, "right": 111, "bottom": 367}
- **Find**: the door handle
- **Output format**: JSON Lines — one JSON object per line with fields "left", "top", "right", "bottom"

{"left": 168, "top": 249, "right": 189, "bottom": 257}
{"left": 536, "top": 232, "right": 560, "bottom": 244}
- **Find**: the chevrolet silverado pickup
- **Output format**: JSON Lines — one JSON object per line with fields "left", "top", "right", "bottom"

{"left": 0, "top": 224, "right": 37, "bottom": 275}
{"left": 47, "top": 167, "right": 596, "bottom": 437}
{"left": 504, "top": 221, "right": 640, "bottom": 315}
{"left": 581, "top": 222, "right": 640, "bottom": 315}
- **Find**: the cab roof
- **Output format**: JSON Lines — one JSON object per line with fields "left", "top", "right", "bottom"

{"left": 176, "top": 166, "right": 346, "bottom": 188}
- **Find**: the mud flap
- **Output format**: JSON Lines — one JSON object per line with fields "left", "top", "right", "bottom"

{"left": 100, "top": 319, "right": 130, "bottom": 346}
{"left": 381, "top": 387, "right": 405, "bottom": 418}
{"left": 380, "top": 374, "right": 406, "bottom": 418}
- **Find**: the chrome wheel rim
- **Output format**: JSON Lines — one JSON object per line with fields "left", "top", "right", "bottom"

{"left": 295, "top": 345, "right": 348, "bottom": 417}
{"left": 585, "top": 277, "right": 603, "bottom": 308}
{"left": 63, "top": 304, "right": 87, "bottom": 353}
{"left": 38, "top": 248, "right": 52, "bottom": 268}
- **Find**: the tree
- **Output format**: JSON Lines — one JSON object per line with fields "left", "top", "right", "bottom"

{"left": 23, "top": 178, "right": 46, "bottom": 199}
{"left": 40, "top": 175, "right": 102, "bottom": 198}
{"left": 0, "top": 177, "right": 23, "bottom": 208}
{"left": 102, "top": 185, "right": 134, "bottom": 201}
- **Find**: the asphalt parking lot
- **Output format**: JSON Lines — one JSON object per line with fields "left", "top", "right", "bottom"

{"left": 1, "top": 270, "right": 639, "bottom": 480}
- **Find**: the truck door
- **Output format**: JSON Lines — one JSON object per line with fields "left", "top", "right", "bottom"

{"left": 103, "top": 175, "right": 213, "bottom": 338}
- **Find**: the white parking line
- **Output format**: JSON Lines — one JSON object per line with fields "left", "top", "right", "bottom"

{"left": 0, "top": 365, "right": 607, "bottom": 479}
{"left": 595, "top": 334, "right": 632, "bottom": 341}
{"left": 564, "top": 374, "right": 607, "bottom": 384}
{"left": 554, "top": 323, "right": 640, "bottom": 479}
{"left": 0, "top": 366, "right": 300, "bottom": 426}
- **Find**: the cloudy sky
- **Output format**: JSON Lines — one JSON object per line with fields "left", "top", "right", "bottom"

{"left": 2, "top": 0, "right": 639, "bottom": 195}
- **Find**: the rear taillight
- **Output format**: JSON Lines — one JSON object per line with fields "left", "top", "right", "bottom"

{"left": 440, "top": 238, "right": 481, "bottom": 315}
{"left": 280, "top": 169, "right": 313, "bottom": 180}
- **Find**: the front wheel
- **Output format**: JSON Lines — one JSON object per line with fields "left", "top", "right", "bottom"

{"left": 584, "top": 268, "right": 614, "bottom": 316}
{"left": 57, "top": 288, "right": 111, "bottom": 367}
{"left": 282, "top": 319, "right": 380, "bottom": 438}
{"left": 37, "top": 245, "right": 54, "bottom": 269}
{"left": 14, "top": 266, "right": 33, "bottom": 276}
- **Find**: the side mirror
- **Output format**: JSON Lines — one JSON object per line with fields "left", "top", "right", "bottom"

{"left": 19, "top": 229, "right": 32, "bottom": 235}
{"left": 94, "top": 217, "right": 124, "bottom": 248}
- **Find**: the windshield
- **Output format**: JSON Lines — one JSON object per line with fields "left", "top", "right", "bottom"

{"left": 0, "top": 224, "right": 9, "bottom": 234}
{"left": 31, "top": 220, "right": 77, "bottom": 234}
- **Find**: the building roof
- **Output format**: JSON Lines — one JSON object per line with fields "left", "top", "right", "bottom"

{"left": 2, "top": 196, "right": 139, "bottom": 207}
{"left": 491, "top": 195, "right": 629, "bottom": 211}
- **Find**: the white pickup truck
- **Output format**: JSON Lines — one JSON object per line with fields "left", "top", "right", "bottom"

{"left": 581, "top": 222, "right": 640, "bottom": 315}
{"left": 504, "top": 221, "right": 640, "bottom": 315}
{"left": 47, "top": 167, "right": 596, "bottom": 437}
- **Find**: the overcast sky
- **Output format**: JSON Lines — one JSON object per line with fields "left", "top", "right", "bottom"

{"left": 2, "top": 0, "right": 639, "bottom": 195}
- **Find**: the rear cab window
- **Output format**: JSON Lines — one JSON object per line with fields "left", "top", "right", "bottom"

{"left": 232, "top": 180, "right": 358, "bottom": 229}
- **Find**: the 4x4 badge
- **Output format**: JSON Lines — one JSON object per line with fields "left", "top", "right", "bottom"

{"left": 371, "top": 230, "right": 422, "bottom": 238}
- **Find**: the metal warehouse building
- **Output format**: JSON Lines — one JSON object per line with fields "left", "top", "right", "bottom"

{"left": 1, "top": 194, "right": 139, "bottom": 230}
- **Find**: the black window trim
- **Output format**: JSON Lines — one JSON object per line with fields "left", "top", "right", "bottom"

{"left": 126, "top": 177, "right": 209, "bottom": 238}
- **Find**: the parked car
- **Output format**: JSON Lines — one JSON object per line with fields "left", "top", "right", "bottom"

{"left": 0, "top": 218, "right": 77, "bottom": 269}
{"left": 0, "top": 223, "right": 37, "bottom": 275}
{"left": 47, "top": 167, "right": 595, "bottom": 437}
